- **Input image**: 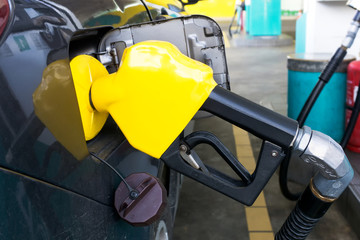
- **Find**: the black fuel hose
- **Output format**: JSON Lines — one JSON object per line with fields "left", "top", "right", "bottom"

{"left": 279, "top": 149, "right": 301, "bottom": 201}
{"left": 341, "top": 79, "right": 360, "bottom": 148}
{"left": 228, "top": 9, "right": 238, "bottom": 38}
{"left": 275, "top": 185, "right": 333, "bottom": 240}
{"left": 297, "top": 47, "right": 347, "bottom": 127}
{"left": 279, "top": 47, "right": 348, "bottom": 201}
{"left": 280, "top": 11, "right": 360, "bottom": 201}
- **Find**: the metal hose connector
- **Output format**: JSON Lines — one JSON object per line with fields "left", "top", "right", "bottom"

{"left": 342, "top": 20, "right": 360, "bottom": 49}
{"left": 292, "top": 126, "right": 353, "bottom": 199}
{"left": 277, "top": 126, "right": 353, "bottom": 239}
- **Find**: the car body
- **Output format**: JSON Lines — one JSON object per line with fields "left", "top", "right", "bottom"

{"left": 0, "top": 0, "right": 184, "bottom": 239}
{"left": 145, "top": 0, "right": 185, "bottom": 17}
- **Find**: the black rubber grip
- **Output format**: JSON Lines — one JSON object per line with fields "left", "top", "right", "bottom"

{"left": 319, "top": 47, "right": 347, "bottom": 83}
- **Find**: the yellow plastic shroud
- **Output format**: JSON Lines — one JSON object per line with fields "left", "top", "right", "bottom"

{"left": 70, "top": 41, "right": 217, "bottom": 159}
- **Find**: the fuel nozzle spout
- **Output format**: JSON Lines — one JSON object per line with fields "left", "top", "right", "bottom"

{"left": 276, "top": 127, "right": 354, "bottom": 240}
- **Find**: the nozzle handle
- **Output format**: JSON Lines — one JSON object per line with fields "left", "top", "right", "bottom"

{"left": 201, "top": 86, "right": 299, "bottom": 149}
{"left": 161, "top": 137, "right": 285, "bottom": 206}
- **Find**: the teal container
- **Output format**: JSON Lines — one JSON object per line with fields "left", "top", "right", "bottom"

{"left": 245, "top": 3, "right": 250, "bottom": 33}
{"left": 287, "top": 53, "right": 354, "bottom": 142}
{"left": 248, "top": 0, "right": 281, "bottom": 36}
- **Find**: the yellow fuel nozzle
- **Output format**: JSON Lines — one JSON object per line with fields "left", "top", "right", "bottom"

{"left": 70, "top": 41, "right": 217, "bottom": 159}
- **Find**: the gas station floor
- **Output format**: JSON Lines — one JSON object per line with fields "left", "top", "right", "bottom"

{"left": 172, "top": 33, "right": 359, "bottom": 240}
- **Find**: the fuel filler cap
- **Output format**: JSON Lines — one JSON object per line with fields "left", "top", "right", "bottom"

{"left": 114, "top": 172, "right": 167, "bottom": 226}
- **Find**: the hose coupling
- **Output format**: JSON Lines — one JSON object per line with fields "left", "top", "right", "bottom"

{"left": 342, "top": 20, "right": 360, "bottom": 49}
{"left": 293, "top": 126, "right": 350, "bottom": 179}
{"left": 292, "top": 126, "right": 354, "bottom": 199}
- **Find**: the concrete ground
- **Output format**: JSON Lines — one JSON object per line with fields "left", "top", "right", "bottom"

{"left": 172, "top": 30, "right": 359, "bottom": 240}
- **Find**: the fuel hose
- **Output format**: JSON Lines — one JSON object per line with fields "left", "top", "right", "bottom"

{"left": 340, "top": 78, "right": 360, "bottom": 148}
{"left": 275, "top": 184, "right": 333, "bottom": 240}
{"left": 279, "top": 10, "right": 360, "bottom": 201}
{"left": 277, "top": 127, "right": 354, "bottom": 239}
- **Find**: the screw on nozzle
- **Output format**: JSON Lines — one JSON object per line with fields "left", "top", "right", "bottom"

{"left": 129, "top": 190, "right": 139, "bottom": 200}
